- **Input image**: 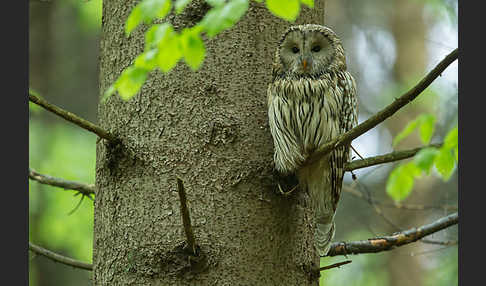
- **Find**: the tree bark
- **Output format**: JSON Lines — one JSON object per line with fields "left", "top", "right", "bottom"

{"left": 94, "top": 1, "right": 326, "bottom": 285}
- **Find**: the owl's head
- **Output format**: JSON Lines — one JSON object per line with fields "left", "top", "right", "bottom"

{"left": 274, "top": 24, "right": 346, "bottom": 78}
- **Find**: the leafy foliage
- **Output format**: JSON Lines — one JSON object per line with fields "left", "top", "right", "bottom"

{"left": 104, "top": 0, "right": 314, "bottom": 101}
{"left": 386, "top": 121, "right": 457, "bottom": 202}
{"left": 393, "top": 114, "right": 436, "bottom": 147}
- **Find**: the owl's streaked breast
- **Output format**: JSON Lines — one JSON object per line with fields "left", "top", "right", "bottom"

{"left": 267, "top": 74, "right": 344, "bottom": 174}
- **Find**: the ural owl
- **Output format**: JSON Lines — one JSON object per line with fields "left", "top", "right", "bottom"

{"left": 267, "top": 24, "right": 358, "bottom": 256}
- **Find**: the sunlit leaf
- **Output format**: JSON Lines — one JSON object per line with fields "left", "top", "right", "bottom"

{"left": 386, "top": 162, "right": 422, "bottom": 202}
{"left": 300, "top": 0, "right": 314, "bottom": 8}
{"left": 418, "top": 114, "right": 436, "bottom": 145}
{"left": 393, "top": 114, "right": 436, "bottom": 147}
{"left": 414, "top": 147, "right": 438, "bottom": 174}
{"left": 125, "top": 0, "right": 172, "bottom": 35}
{"left": 145, "top": 23, "right": 171, "bottom": 49}
{"left": 393, "top": 118, "right": 419, "bottom": 147}
{"left": 156, "top": 26, "right": 182, "bottom": 72}
{"left": 180, "top": 28, "right": 206, "bottom": 70}
{"left": 175, "top": 0, "right": 192, "bottom": 13}
{"left": 201, "top": 0, "right": 249, "bottom": 37}
{"left": 444, "top": 126, "right": 458, "bottom": 150}
{"left": 386, "top": 164, "right": 414, "bottom": 202}
{"left": 435, "top": 146, "right": 456, "bottom": 181}
{"left": 126, "top": 5, "right": 143, "bottom": 35}
{"left": 114, "top": 66, "right": 148, "bottom": 100}
{"left": 102, "top": 85, "right": 116, "bottom": 102}
{"left": 134, "top": 49, "right": 159, "bottom": 70}
{"left": 266, "top": 0, "right": 300, "bottom": 21}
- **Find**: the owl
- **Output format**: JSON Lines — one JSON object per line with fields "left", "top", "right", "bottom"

{"left": 267, "top": 24, "right": 358, "bottom": 256}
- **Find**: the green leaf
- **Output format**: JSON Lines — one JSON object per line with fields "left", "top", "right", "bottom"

{"left": 175, "top": 0, "right": 192, "bottom": 13}
{"left": 393, "top": 114, "right": 436, "bottom": 147}
{"left": 155, "top": 25, "right": 182, "bottom": 72}
{"left": 114, "top": 66, "right": 148, "bottom": 100}
{"left": 418, "top": 114, "right": 436, "bottom": 145}
{"left": 201, "top": 0, "right": 249, "bottom": 37}
{"left": 180, "top": 28, "right": 206, "bottom": 70}
{"left": 393, "top": 118, "right": 419, "bottom": 147}
{"left": 134, "top": 49, "right": 159, "bottom": 70}
{"left": 102, "top": 85, "right": 116, "bottom": 102}
{"left": 434, "top": 146, "right": 455, "bottom": 181}
{"left": 145, "top": 23, "right": 171, "bottom": 49}
{"left": 266, "top": 0, "right": 300, "bottom": 22}
{"left": 126, "top": 5, "right": 143, "bottom": 35}
{"left": 300, "top": 0, "right": 314, "bottom": 8}
{"left": 444, "top": 126, "right": 458, "bottom": 150}
{"left": 386, "top": 162, "right": 422, "bottom": 202}
{"left": 444, "top": 126, "right": 458, "bottom": 161}
{"left": 413, "top": 147, "right": 438, "bottom": 174}
{"left": 205, "top": 0, "right": 225, "bottom": 6}
{"left": 386, "top": 163, "right": 415, "bottom": 202}
{"left": 125, "top": 0, "right": 172, "bottom": 35}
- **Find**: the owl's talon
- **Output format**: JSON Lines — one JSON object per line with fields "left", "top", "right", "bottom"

{"left": 278, "top": 183, "right": 299, "bottom": 196}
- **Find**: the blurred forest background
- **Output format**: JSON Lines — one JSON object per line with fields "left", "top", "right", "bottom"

{"left": 28, "top": 0, "right": 458, "bottom": 285}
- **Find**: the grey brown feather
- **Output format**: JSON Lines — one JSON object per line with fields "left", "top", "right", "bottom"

{"left": 267, "top": 24, "right": 358, "bottom": 256}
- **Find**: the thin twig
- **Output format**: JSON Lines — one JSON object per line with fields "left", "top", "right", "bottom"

{"left": 176, "top": 177, "right": 197, "bottom": 255}
{"left": 350, "top": 145, "right": 364, "bottom": 160}
{"left": 67, "top": 195, "right": 86, "bottom": 215}
{"left": 326, "top": 212, "right": 458, "bottom": 257}
{"left": 344, "top": 143, "right": 442, "bottom": 171}
{"left": 29, "top": 90, "right": 118, "bottom": 142}
{"left": 319, "top": 260, "right": 352, "bottom": 271}
{"left": 307, "top": 48, "right": 458, "bottom": 166}
{"left": 29, "top": 242, "right": 93, "bottom": 271}
{"left": 29, "top": 168, "right": 95, "bottom": 197}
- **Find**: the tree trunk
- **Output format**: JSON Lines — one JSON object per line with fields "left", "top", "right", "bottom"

{"left": 94, "top": 1, "right": 326, "bottom": 285}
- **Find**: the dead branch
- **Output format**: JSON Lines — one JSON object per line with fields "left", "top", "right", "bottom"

{"left": 326, "top": 212, "right": 458, "bottom": 257}
{"left": 29, "top": 242, "right": 93, "bottom": 271}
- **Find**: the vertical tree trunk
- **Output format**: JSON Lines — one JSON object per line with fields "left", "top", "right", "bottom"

{"left": 94, "top": 1, "right": 326, "bottom": 285}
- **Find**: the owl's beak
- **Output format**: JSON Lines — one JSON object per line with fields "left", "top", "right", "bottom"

{"left": 301, "top": 58, "right": 312, "bottom": 71}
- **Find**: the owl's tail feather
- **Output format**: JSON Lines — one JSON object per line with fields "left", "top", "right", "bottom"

{"left": 315, "top": 210, "right": 336, "bottom": 256}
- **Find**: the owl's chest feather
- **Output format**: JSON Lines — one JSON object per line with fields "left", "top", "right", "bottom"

{"left": 268, "top": 77, "right": 343, "bottom": 152}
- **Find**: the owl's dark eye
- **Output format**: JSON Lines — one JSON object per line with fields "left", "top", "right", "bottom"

{"left": 311, "top": 45, "right": 321, "bottom": 52}
{"left": 291, "top": 47, "right": 300, "bottom": 54}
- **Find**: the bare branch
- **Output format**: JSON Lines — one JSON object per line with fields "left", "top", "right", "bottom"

{"left": 29, "top": 242, "right": 93, "bottom": 271}
{"left": 345, "top": 143, "right": 442, "bottom": 172}
{"left": 307, "top": 48, "right": 458, "bottom": 166}
{"left": 176, "top": 177, "right": 197, "bottom": 255}
{"left": 29, "top": 90, "right": 118, "bottom": 142}
{"left": 29, "top": 168, "right": 95, "bottom": 196}
{"left": 326, "top": 212, "right": 458, "bottom": 257}
{"left": 319, "top": 260, "right": 352, "bottom": 271}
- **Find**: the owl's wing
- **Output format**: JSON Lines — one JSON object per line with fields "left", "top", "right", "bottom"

{"left": 329, "top": 71, "right": 358, "bottom": 210}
